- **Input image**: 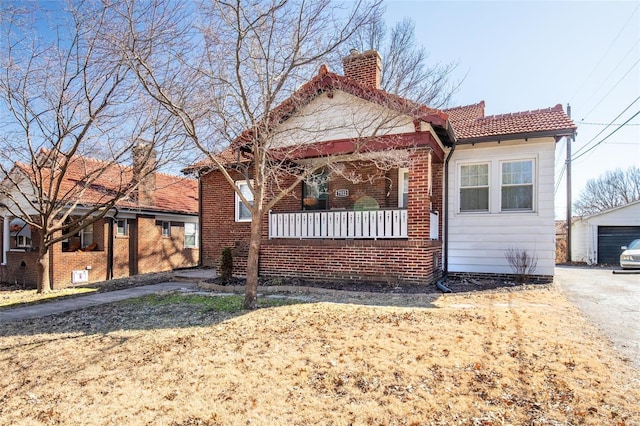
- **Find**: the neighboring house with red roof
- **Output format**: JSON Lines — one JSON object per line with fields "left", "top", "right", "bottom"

{"left": 191, "top": 49, "right": 576, "bottom": 286}
{"left": 0, "top": 146, "right": 199, "bottom": 288}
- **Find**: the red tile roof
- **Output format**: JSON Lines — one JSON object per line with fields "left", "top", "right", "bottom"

{"left": 186, "top": 65, "right": 455, "bottom": 174}
{"left": 15, "top": 153, "right": 198, "bottom": 215}
{"left": 182, "top": 147, "right": 251, "bottom": 174}
{"left": 187, "top": 69, "right": 576, "bottom": 173}
{"left": 445, "top": 102, "right": 576, "bottom": 141}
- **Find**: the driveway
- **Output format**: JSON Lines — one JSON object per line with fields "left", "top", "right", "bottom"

{"left": 555, "top": 266, "right": 640, "bottom": 369}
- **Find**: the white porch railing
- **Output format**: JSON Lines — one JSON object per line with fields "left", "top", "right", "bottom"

{"left": 269, "top": 209, "right": 438, "bottom": 240}
{"left": 269, "top": 209, "right": 408, "bottom": 239}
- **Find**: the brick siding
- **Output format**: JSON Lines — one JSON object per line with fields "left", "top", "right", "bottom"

{"left": 3, "top": 215, "right": 198, "bottom": 289}
{"left": 200, "top": 147, "right": 444, "bottom": 285}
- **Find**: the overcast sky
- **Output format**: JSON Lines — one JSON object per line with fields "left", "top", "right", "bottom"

{"left": 384, "top": 1, "right": 640, "bottom": 218}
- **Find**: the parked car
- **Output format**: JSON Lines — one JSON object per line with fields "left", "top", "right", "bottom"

{"left": 620, "top": 239, "right": 640, "bottom": 269}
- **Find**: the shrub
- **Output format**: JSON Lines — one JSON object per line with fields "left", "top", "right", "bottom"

{"left": 504, "top": 247, "right": 538, "bottom": 283}
{"left": 219, "top": 247, "right": 233, "bottom": 282}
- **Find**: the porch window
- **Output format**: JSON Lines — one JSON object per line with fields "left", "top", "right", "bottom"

{"left": 235, "top": 180, "right": 253, "bottom": 222}
{"left": 80, "top": 224, "right": 93, "bottom": 247}
{"left": 460, "top": 163, "right": 489, "bottom": 212}
{"left": 116, "top": 219, "right": 128, "bottom": 236}
{"left": 303, "top": 172, "right": 328, "bottom": 211}
{"left": 398, "top": 168, "right": 409, "bottom": 208}
{"left": 501, "top": 160, "right": 534, "bottom": 211}
{"left": 16, "top": 235, "right": 32, "bottom": 248}
{"left": 161, "top": 221, "right": 171, "bottom": 237}
{"left": 184, "top": 223, "right": 198, "bottom": 248}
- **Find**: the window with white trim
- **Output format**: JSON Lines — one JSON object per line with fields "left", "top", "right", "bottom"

{"left": 398, "top": 168, "right": 409, "bottom": 208}
{"left": 16, "top": 235, "right": 32, "bottom": 248}
{"left": 460, "top": 163, "right": 489, "bottom": 212}
{"left": 501, "top": 160, "right": 534, "bottom": 211}
{"left": 235, "top": 180, "right": 254, "bottom": 222}
{"left": 184, "top": 223, "right": 198, "bottom": 248}
{"left": 80, "top": 224, "right": 93, "bottom": 247}
{"left": 161, "top": 221, "right": 171, "bottom": 237}
{"left": 116, "top": 219, "right": 128, "bottom": 236}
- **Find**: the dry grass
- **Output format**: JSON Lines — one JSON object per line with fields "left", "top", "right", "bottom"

{"left": 1, "top": 287, "right": 638, "bottom": 426}
{"left": 0, "top": 286, "right": 97, "bottom": 308}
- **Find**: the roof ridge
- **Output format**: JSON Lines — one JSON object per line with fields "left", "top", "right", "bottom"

{"left": 484, "top": 104, "right": 565, "bottom": 121}
{"left": 443, "top": 100, "right": 486, "bottom": 111}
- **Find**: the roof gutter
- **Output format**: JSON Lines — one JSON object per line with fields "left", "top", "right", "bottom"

{"left": 457, "top": 129, "right": 576, "bottom": 145}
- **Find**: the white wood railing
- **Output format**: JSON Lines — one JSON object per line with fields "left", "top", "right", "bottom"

{"left": 269, "top": 209, "right": 438, "bottom": 240}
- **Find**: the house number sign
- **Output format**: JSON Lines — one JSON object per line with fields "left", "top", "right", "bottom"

{"left": 335, "top": 189, "right": 349, "bottom": 197}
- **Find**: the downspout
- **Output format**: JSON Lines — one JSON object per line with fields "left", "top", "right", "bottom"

{"left": 436, "top": 141, "right": 456, "bottom": 293}
{"left": 106, "top": 208, "right": 117, "bottom": 280}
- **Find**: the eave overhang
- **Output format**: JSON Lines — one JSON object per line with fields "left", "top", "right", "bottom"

{"left": 456, "top": 129, "right": 577, "bottom": 145}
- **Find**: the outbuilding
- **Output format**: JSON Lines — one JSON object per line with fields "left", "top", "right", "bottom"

{"left": 571, "top": 200, "right": 640, "bottom": 264}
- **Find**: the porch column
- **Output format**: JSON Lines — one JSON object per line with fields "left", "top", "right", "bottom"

{"left": 407, "top": 147, "right": 432, "bottom": 240}
{"left": 2, "top": 214, "right": 9, "bottom": 265}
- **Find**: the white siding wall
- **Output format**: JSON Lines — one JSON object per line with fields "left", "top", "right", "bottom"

{"left": 270, "top": 90, "right": 415, "bottom": 148}
{"left": 571, "top": 201, "right": 640, "bottom": 263}
{"left": 447, "top": 138, "right": 557, "bottom": 276}
{"left": 571, "top": 219, "right": 592, "bottom": 263}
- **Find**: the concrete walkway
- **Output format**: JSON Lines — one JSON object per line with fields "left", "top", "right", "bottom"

{"left": 0, "top": 281, "right": 200, "bottom": 324}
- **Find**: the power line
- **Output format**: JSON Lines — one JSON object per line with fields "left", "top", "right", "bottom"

{"left": 572, "top": 109, "right": 640, "bottom": 161}
{"left": 580, "top": 57, "right": 640, "bottom": 121}
{"left": 555, "top": 164, "right": 566, "bottom": 196}
{"left": 580, "top": 121, "right": 640, "bottom": 126}
{"left": 573, "top": 95, "right": 640, "bottom": 157}
{"left": 578, "top": 38, "right": 640, "bottom": 115}
{"left": 604, "top": 141, "right": 640, "bottom": 145}
{"left": 569, "top": 3, "right": 639, "bottom": 103}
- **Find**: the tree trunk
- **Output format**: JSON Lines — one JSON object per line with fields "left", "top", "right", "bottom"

{"left": 36, "top": 247, "right": 51, "bottom": 294}
{"left": 244, "top": 215, "right": 263, "bottom": 310}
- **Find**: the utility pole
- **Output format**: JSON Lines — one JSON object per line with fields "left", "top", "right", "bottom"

{"left": 566, "top": 104, "right": 572, "bottom": 263}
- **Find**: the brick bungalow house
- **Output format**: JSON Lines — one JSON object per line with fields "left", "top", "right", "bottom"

{"left": 192, "top": 50, "right": 576, "bottom": 286}
{"left": 0, "top": 147, "right": 199, "bottom": 289}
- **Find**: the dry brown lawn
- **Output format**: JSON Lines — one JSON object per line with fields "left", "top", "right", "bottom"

{"left": 1, "top": 287, "right": 638, "bottom": 425}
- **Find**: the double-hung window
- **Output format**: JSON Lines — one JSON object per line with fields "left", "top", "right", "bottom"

{"left": 161, "top": 221, "right": 171, "bottom": 237}
{"left": 116, "top": 219, "right": 128, "bottom": 236}
{"left": 302, "top": 172, "right": 328, "bottom": 210}
{"left": 398, "top": 168, "right": 409, "bottom": 208}
{"left": 460, "top": 163, "right": 489, "bottom": 212}
{"left": 80, "top": 224, "right": 93, "bottom": 247}
{"left": 184, "top": 223, "right": 198, "bottom": 248}
{"left": 235, "top": 180, "right": 254, "bottom": 222}
{"left": 501, "top": 160, "right": 534, "bottom": 211}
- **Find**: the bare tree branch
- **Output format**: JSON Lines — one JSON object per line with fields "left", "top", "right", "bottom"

{"left": 574, "top": 166, "right": 640, "bottom": 216}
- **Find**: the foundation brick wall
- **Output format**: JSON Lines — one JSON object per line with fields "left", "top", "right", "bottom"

{"left": 260, "top": 239, "right": 442, "bottom": 284}
{"left": 4, "top": 251, "right": 39, "bottom": 288}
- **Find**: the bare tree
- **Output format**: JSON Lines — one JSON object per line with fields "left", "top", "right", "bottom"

{"left": 345, "top": 15, "right": 461, "bottom": 107}
{"left": 0, "top": 1, "right": 185, "bottom": 292}
{"left": 574, "top": 166, "right": 640, "bottom": 216}
{"left": 114, "top": 0, "right": 394, "bottom": 309}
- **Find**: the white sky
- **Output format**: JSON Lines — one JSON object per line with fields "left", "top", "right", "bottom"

{"left": 384, "top": 1, "right": 640, "bottom": 218}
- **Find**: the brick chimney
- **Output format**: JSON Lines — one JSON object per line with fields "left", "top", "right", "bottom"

{"left": 132, "top": 142, "right": 157, "bottom": 206}
{"left": 342, "top": 49, "right": 382, "bottom": 89}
